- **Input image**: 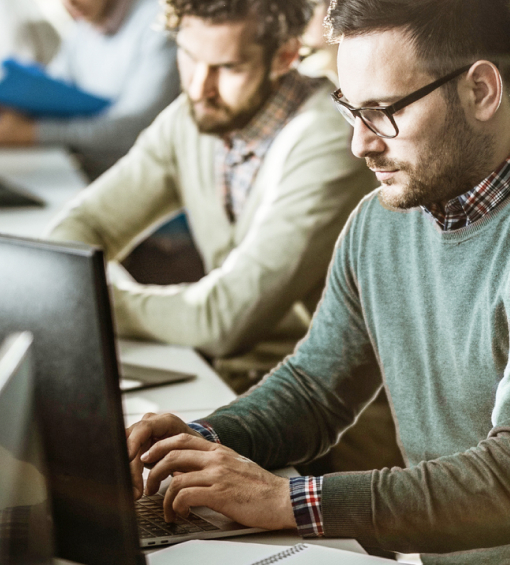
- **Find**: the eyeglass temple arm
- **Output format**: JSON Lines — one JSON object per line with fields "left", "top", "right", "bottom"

{"left": 388, "top": 64, "right": 473, "bottom": 114}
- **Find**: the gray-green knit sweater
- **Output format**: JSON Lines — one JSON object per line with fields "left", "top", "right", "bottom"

{"left": 202, "top": 189, "right": 510, "bottom": 564}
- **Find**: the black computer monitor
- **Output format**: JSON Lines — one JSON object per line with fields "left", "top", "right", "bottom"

{"left": 0, "top": 332, "right": 53, "bottom": 565}
{"left": 0, "top": 234, "right": 145, "bottom": 565}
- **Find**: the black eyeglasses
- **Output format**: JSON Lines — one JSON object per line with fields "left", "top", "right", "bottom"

{"left": 330, "top": 64, "right": 473, "bottom": 139}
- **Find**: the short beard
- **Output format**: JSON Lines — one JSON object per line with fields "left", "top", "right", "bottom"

{"left": 376, "top": 100, "right": 495, "bottom": 210}
{"left": 188, "top": 71, "right": 273, "bottom": 136}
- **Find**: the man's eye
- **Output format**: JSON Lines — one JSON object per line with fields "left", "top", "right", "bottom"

{"left": 220, "top": 64, "right": 244, "bottom": 72}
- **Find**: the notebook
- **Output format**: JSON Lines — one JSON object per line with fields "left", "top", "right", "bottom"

{"left": 145, "top": 540, "right": 392, "bottom": 565}
{"left": 0, "top": 234, "right": 263, "bottom": 565}
{"left": 249, "top": 543, "right": 394, "bottom": 564}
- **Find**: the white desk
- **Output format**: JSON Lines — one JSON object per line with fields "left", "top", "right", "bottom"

{"left": 0, "top": 146, "right": 86, "bottom": 237}
{"left": 119, "top": 338, "right": 236, "bottom": 426}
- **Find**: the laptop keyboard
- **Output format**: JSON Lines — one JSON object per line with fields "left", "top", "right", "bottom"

{"left": 136, "top": 494, "right": 221, "bottom": 539}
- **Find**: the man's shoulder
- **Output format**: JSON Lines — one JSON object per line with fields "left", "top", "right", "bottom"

{"left": 138, "top": 93, "right": 209, "bottom": 153}
{"left": 291, "top": 76, "right": 337, "bottom": 115}
{"left": 278, "top": 75, "right": 351, "bottom": 143}
{"left": 152, "top": 94, "right": 199, "bottom": 134}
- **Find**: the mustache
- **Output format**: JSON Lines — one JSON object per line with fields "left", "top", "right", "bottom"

{"left": 187, "top": 95, "right": 225, "bottom": 111}
{"left": 366, "top": 156, "right": 400, "bottom": 170}
{"left": 365, "top": 156, "right": 414, "bottom": 174}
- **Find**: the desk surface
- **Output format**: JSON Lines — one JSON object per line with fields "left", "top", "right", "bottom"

{"left": 0, "top": 146, "right": 86, "bottom": 237}
{"left": 119, "top": 338, "right": 236, "bottom": 426}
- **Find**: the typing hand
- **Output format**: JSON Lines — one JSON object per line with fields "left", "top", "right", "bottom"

{"left": 141, "top": 433, "right": 297, "bottom": 531}
{"left": 126, "top": 412, "right": 202, "bottom": 499}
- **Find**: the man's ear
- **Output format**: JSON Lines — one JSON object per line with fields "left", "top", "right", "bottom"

{"left": 462, "top": 60, "right": 503, "bottom": 122}
{"left": 269, "top": 37, "right": 301, "bottom": 81}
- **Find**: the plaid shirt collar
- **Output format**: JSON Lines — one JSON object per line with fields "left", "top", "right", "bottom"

{"left": 217, "top": 71, "right": 324, "bottom": 222}
{"left": 422, "top": 156, "right": 510, "bottom": 231}
{"left": 222, "top": 70, "right": 324, "bottom": 161}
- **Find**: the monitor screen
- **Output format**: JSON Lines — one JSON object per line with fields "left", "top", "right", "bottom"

{"left": 0, "top": 332, "right": 53, "bottom": 565}
{"left": 0, "top": 234, "right": 145, "bottom": 565}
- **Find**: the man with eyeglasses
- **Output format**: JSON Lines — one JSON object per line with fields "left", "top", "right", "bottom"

{"left": 126, "top": 0, "right": 510, "bottom": 561}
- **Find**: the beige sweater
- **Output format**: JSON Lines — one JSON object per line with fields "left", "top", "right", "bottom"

{"left": 47, "top": 83, "right": 376, "bottom": 365}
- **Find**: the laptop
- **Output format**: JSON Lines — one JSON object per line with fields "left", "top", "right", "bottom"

{"left": 0, "top": 234, "right": 263, "bottom": 565}
{"left": 0, "top": 332, "right": 54, "bottom": 565}
{"left": 0, "top": 176, "right": 45, "bottom": 207}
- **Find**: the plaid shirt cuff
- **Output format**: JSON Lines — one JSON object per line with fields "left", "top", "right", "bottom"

{"left": 290, "top": 476, "right": 324, "bottom": 538}
{"left": 188, "top": 421, "right": 221, "bottom": 444}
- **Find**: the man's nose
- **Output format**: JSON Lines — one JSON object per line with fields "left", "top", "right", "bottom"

{"left": 187, "top": 64, "right": 217, "bottom": 101}
{"left": 350, "top": 117, "right": 386, "bottom": 159}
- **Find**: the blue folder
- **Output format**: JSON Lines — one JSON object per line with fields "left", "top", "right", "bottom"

{"left": 0, "top": 58, "right": 112, "bottom": 118}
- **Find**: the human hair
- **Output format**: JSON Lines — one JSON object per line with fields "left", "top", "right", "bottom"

{"left": 325, "top": 0, "right": 510, "bottom": 85}
{"left": 163, "top": 0, "right": 315, "bottom": 57}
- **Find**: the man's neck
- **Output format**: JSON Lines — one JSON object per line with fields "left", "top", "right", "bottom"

{"left": 94, "top": 0, "right": 133, "bottom": 35}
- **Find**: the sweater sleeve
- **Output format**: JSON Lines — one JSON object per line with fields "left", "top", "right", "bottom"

{"left": 199, "top": 211, "right": 384, "bottom": 466}
{"left": 46, "top": 102, "right": 183, "bottom": 258}
{"left": 320, "top": 429, "right": 510, "bottom": 556}
{"left": 199, "top": 211, "right": 510, "bottom": 558}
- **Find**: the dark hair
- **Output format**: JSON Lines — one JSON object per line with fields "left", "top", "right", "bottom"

{"left": 326, "top": 0, "right": 510, "bottom": 83}
{"left": 163, "top": 0, "right": 314, "bottom": 56}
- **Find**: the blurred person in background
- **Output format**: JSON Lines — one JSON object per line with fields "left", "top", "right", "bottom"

{"left": 0, "top": 0, "right": 61, "bottom": 64}
{"left": 299, "top": 0, "right": 338, "bottom": 83}
{"left": 47, "top": 0, "right": 378, "bottom": 398}
{"left": 0, "top": 0, "right": 180, "bottom": 180}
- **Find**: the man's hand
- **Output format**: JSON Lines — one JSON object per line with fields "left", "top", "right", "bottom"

{"left": 141, "top": 433, "right": 297, "bottom": 531}
{"left": 0, "top": 110, "right": 36, "bottom": 145}
{"left": 126, "top": 412, "right": 202, "bottom": 499}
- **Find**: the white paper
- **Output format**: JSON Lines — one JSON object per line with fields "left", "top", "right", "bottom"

{"left": 146, "top": 540, "right": 393, "bottom": 565}
{"left": 146, "top": 540, "right": 286, "bottom": 565}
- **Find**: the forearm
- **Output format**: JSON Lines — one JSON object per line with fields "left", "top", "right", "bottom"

{"left": 46, "top": 110, "right": 182, "bottom": 258}
{"left": 109, "top": 176, "right": 375, "bottom": 356}
{"left": 321, "top": 429, "right": 510, "bottom": 555}
{"left": 36, "top": 70, "right": 179, "bottom": 155}
{"left": 37, "top": 113, "right": 152, "bottom": 157}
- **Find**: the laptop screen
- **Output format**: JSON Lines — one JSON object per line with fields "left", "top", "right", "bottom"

{"left": 0, "top": 234, "right": 145, "bottom": 565}
{"left": 0, "top": 332, "right": 53, "bottom": 565}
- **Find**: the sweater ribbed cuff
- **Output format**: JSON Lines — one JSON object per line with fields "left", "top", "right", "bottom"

{"left": 322, "top": 471, "right": 376, "bottom": 547}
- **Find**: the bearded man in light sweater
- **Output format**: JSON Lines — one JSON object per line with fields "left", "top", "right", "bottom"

{"left": 48, "top": 0, "right": 376, "bottom": 389}
{"left": 125, "top": 0, "right": 510, "bottom": 562}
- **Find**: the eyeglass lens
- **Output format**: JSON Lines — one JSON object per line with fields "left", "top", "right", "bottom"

{"left": 333, "top": 102, "right": 397, "bottom": 137}
{"left": 359, "top": 109, "right": 396, "bottom": 137}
